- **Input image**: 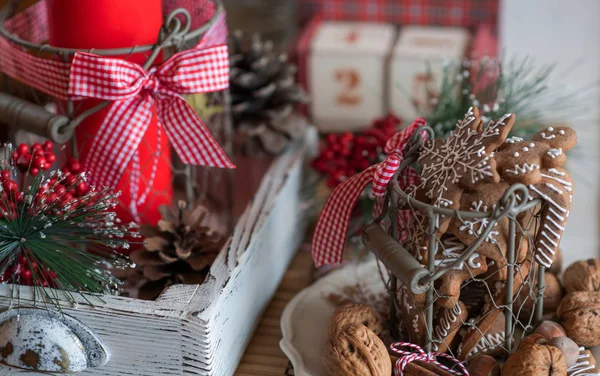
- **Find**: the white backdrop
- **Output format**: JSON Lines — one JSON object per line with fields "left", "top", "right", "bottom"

{"left": 500, "top": 0, "right": 600, "bottom": 266}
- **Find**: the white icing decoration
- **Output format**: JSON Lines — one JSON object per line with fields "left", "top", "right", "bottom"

{"left": 548, "top": 127, "right": 554, "bottom": 131}
{"left": 432, "top": 304, "right": 463, "bottom": 351}
{"left": 528, "top": 180, "right": 570, "bottom": 269}
{"left": 418, "top": 109, "right": 511, "bottom": 205}
{"left": 540, "top": 132, "right": 556, "bottom": 140}
{"left": 459, "top": 201, "right": 499, "bottom": 244}
{"left": 513, "top": 152, "right": 519, "bottom": 157}
{"left": 469, "top": 332, "right": 505, "bottom": 357}
{"left": 505, "top": 163, "right": 539, "bottom": 175}
{"left": 505, "top": 136, "right": 523, "bottom": 143}
{"left": 547, "top": 148, "right": 563, "bottom": 159}
{"left": 545, "top": 183, "right": 563, "bottom": 194}
{"left": 434, "top": 237, "right": 482, "bottom": 270}
{"left": 529, "top": 143, "right": 535, "bottom": 147}
{"left": 559, "top": 129, "right": 565, "bottom": 135}
{"left": 523, "top": 147, "right": 529, "bottom": 152}
{"left": 567, "top": 348, "right": 600, "bottom": 376}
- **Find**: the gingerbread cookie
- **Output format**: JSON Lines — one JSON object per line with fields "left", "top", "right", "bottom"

{"left": 464, "top": 312, "right": 506, "bottom": 358}
{"left": 416, "top": 108, "right": 515, "bottom": 233}
{"left": 496, "top": 126, "right": 576, "bottom": 186}
{"left": 447, "top": 182, "right": 529, "bottom": 281}
{"left": 528, "top": 166, "right": 573, "bottom": 269}
{"left": 419, "top": 235, "right": 488, "bottom": 308}
{"left": 397, "top": 285, "right": 427, "bottom": 347}
{"left": 430, "top": 301, "right": 468, "bottom": 353}
{"left": 458, "top": 259, "right": 532, "bottom": 360}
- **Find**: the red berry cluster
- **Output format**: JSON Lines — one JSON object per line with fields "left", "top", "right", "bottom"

{"left": 0, "top": 253, "right": 57, "bottom": 287}
{"left": 12, "top": 141, "right": 56, "bottom": 176}
{"left": 311, "top": 114, "right": 402, "bottom": 188}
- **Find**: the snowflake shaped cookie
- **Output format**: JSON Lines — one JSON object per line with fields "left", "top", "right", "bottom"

{"left": 417, "top": 107, "right": 515, "bottom": 233}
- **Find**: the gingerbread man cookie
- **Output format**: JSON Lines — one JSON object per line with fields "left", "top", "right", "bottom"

{"left": 496, "top": 126, "right": 576, "bottom": 186}
{"left": 463, "top": 312, "right": 507, "bottom": 359}
{"left": 416, "top": 107, "right": 515, "bottom": 233}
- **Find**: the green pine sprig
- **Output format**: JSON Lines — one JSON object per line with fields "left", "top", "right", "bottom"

{"left": 0, "top": 149, "right": 136, "bottom": 308}
{"left": 412, "top": 56, "right": 597, "bottom": 139}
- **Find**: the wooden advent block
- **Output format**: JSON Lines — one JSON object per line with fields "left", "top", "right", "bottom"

{"left": 309, "top": 21, "right": 396, "bottom": 132}
{"left": 390, "top": 26, "right": 470, "bottom": 121}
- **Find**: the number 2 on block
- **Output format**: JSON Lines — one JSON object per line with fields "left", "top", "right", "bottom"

{"left": 334, "top": 69, "right": 362, "bottom": 106}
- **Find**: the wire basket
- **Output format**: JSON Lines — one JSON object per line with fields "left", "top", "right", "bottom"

{"left": 361, "top": 124, "right": 555, "bottom": 361}
{"left": 0, "top": 0, "right": 234, "bottom": 229}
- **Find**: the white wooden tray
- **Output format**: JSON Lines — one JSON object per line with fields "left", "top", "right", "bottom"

{"left": 0, "top": 128, "right": 318, "bottom": 376}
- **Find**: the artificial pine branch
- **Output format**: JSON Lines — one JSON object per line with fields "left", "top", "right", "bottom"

{"left": 415, "top": 56, "right": 596, "bottom": 139}
{"left": 0, "top": 144, "right": 135, "bottom": 307}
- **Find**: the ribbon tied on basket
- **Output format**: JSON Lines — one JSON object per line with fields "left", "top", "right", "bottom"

{"left": 311, "top": 118, "right": 427, "bottom": 267}
{"left": 67, "top": 44, "right": 235, "bottom": 190}
{"left": 390, "top": 342, "right": 469, "bottom": 376}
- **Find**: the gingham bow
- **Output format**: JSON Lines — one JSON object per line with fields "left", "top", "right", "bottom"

{"left": 311, "top": 118, "right": 426, "bottom": 267}
{"left": 390, "top": 342, "right": 469, "bottom": 376}
{"left": 372, "top": 117, "right": 427, "bottom": 197}
{"left": 67, "top": 44, "right": 234, "bottom": 189}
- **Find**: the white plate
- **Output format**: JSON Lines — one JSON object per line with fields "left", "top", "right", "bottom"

{"left": 280, "top": 259, "right": 388, "bottom": 376}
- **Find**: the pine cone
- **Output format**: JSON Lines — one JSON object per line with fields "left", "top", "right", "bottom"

{"left": 128, "top": 201, "right": 225, "bottom": 300}
{"left": 229, "top": 30, "right": 309, "bottom": 156}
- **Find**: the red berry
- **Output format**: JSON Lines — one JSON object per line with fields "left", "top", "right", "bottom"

{"left": 11, "top": 151, "right": 19, "bottom": 161}
{"left": 68, "top": 158, "right": 82, "bottom": 173}
{"left": 49, "top": 271, "right": 57, "bottom": 279}
{"left": 29, "top": 168, "right": 40, "bottom": 176}
{"left": 43, "top": 140, "right": 54, "bottom": 151}
{"left": 30, "top": 262, "right": 38, "bottom": 270}
{"left": 4, "top": 180, "right": 18, "bottom": 193}
{"left": 32, "top": 155, "right": 46, "bottom": 169}
{"left": 19, "top": 255, "right": 27, "bottom": 265}
{"left": 21, "top": 269, "right": 32, "bottom": 279}
{"left": 17, "top": 144, "right": 29, "bottom": 155}
{"left": 44, "top": 152, "right": 56, "bottom": 165}
{"left": 76, "top": 182, "right": 89, "bottom": 196}
{"left": 54, "top": 184, "right": 66, "bottom": 195}
{"left": 41, "top": 280, "right": 49, "bottom": 287}
{"left": 47, "top": 193, "right": 58, "bottom": 203}
{"left": 63, "top": 173, "right": 77, "bottom": 186}
{"left": 0, "top": 170, "right": 9, "bottom": 180}
{"left": 31, "top": 143, "right": 43, "bottom": 152}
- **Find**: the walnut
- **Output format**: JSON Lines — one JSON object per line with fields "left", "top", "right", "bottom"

{"left": 557, "top": 291, "right": 600, "bottom": 347}
{"left": 324, "top": 304, "right": 390, "bottom": 376}
{"left": 323, "top": 324, "right": 391, "bottom": 376}
{"left": 327, "top": 304, "right": 383, "bottom": 338}
{"left": 503, "top": 334, "right": 567, "bottom": 375}
{"left": 466, "top": 354, "right": 500, "bottom": 376}
{"left": 563, "top": 259, "right": 600, "bottom": 293}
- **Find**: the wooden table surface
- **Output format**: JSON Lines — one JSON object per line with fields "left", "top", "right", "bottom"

{"left": 235, "top": 250, "right": 314, "bottom": 376}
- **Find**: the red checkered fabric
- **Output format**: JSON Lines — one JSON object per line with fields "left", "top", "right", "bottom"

{"left": 298, "top": 0, "right": 498, "bottom": 28}
{"left": 0, "top": 2, "right": 233, "bottom": 190}
{"left": 0, "top": 0, "right": 227, "bottom": 100}
{"left": 311, "top": 119, "right": 426, "bottom": 267}
{"left": 390, "top": 342, "right": 469, "bottom": 376}
{"left": 68, "top": 43, "right": 233, "bottom": 189}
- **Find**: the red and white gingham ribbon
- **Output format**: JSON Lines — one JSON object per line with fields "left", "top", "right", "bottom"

{"left": 67, "top": 43, "right": 234, "bottom": 189}
{"left": 311, "top": 118, "right": 426, "bottom": 267}
{"left": 390, "top": 342, "right": 469, "bottom": 376}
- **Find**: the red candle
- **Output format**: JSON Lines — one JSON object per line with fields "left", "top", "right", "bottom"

{"left": 46, "top": 0, "right": 172, "bottom": 227}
